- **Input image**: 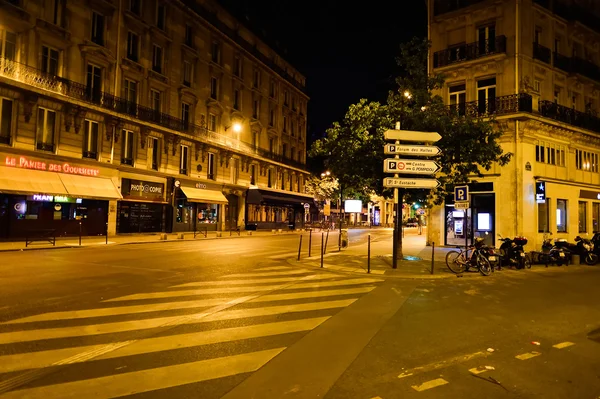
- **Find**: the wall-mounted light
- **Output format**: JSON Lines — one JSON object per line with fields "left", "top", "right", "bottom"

{"left": 226, "top": 122, "right": 242, "bottom": 132}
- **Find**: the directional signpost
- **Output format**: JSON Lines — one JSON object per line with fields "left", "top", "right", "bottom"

{"left": 383, "top": 129, "right": 441, "bottom": 269}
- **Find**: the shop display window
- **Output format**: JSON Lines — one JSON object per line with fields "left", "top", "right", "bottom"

{"left": 197, "top": 203, "right": 218, "bottom": 223}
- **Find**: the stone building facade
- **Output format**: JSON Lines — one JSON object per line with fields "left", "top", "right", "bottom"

{"left": 427, "top": 0, "right": 600, "bottom": 249}
{"left": 0, "top": 0, "right": 312, "bottom": 239}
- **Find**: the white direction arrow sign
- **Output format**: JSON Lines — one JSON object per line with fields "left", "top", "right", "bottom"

{"left": 384, "top": 144, "right": 442, "bottom": 156}
{"left": 384, "top": 159, "right": 441, "bottom": 175}
{"left": 383, "top": 178, "right": 440, "bottom": 189}
{"left": 384, "top": 129, "right": 441, "bottom": 143}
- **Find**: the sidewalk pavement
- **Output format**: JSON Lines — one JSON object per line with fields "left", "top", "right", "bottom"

{"left": 0, "top": 229, "right": 295, "bottom": 252}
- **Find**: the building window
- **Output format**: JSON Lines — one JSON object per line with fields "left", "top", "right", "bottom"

{"left": 252, "top": 99, "right": 259, "bottom": 119}
{"left": 156, "top": 4, "right": 166, "bottom": 30}
{"left": 207, "top": 152, "right": 215, "bottom": 179}
{"left": 283, "top": 115, "right": 287, "bottom": 132}
{"left": 152, "top": 45, "right": 163, "bottom": 74}
{"left": 183, "top": 61, "right": 192, "bottom": 87}
{"left": 184, "top": 24, "right": 193, "bottom": 47}
{"left": 477, "top": 24, "right": 496, "bottom": 55}
{"left": 126, "top": 32, "right": 139, "bottom": 62}
{"left": 477, "top": 77, "right": 496, "bottom": 114}
{"left": 253, "top": 69, "right": 260, "bottom": 88}
{"left": 579, "top": 201, "right": 587, "bottom": 233}
{"left": 554, "top": 87, "right": 560, "bottom": 103}
{"left": 593, "top": 203, "right": 600, "bottom": 233}
{"left": 281, "top": 171, "right": 285, "bottom": 190}
{"left": 284, "top": 90, "right": 289, "bottom": 106}
{"left": 0, "top": 31, "right": 16, "bottom": 61}
{"left": 128, "top": 0, "right": 141, "bottom": 15}
{"left": 449, "top": 84, "right": 466, "bottom": 115}
{"left": 234, "top": 56, "right": 242, "bottom": 77}
{"left": 180, "top": 144, "right": 188, "bottom": 175}
{"left": 297, "top": 150, "right": 302, "bottom": 163}
{"left": 83, "top": 120, "right": 99, "bottom": 159}
{"left": 291, "top": 121, "right": 295, "bottom": 137}
{"left": 535, "top": 141, "right": 565, "bottom": 166}
{"left": 269, "top": 80, "right": 275, "bottom": 97}
{"left": 575, "top": 149, "right": 598, "bottom": 172}
{"left": 181, "top": 102, "right": 190, "bottom": 130}
{"left": 41, "top": 46, "right": 59, "bottom": 75}
{"left": 149, "top": 137, "right": 159, "bottom": 170}
{"left": 86, "top": 64, "right": 102, "bottom": 103}
{"left": 121, "top": 130, "right": 134, "bottom": 165}
{"left": 269, "top": 108, "right": 275, "bottom": 126}
{"left": 210, "top": 77, "right": 218, "bottom": 99}
{"left": 211, "top": 41, "right": 220, "bottom": 63}
{"left": 538, "top": 200, "right": 549, "bottom": 233}
{"left": 52, "top": 0, "right": 63, "bottom": 26}
{"left": 232, "top": 158, "right": 239, "bottom": 184}
{"left": 36, "top": 108, "right": 56, "bottom": 152}
{"left": 91, "top": 12, "right": 104, "bottom": 46}
{"left": 282, "top": 143, "right": 287, "bottom": 158}
{"left": 572, "top": 93, "right": 578, "bottom": 110}
{"left": 291, "top": 146, "right": 296, "bottom": 160}
{"left": 151, "top": 89, "right": 161, "bottom": 114}
{"left": 269, "top": 137, "right": 274, "bottom": 153}
{"left": 208, "top": 113, "right": 217, "bottom": 132}
{"left": 233, "top": 89, "right": 240, "bottom": 110}
{"left": 253, "top": 131, "right": 259, "bottom": 148}
{"left": 267, "top": 169, "right": 272, "bottom": 188}
{"left": 0, "top": 98, "right": 13, "bottom": 145}
{"left": 554, "top": 37, "right": 560, "bottom": 53}
{"left": 250, "top": 164, "right": 256, "bottom": 185}
{"left": 557, "top": 199, "right": 567, "bottom": 233}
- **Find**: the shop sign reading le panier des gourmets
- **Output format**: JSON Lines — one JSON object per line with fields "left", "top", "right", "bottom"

{"left": 4, "top": 155, "right": 101, "bottom": 177}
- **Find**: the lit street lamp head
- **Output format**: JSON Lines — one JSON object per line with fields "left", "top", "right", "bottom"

{"left": 232, "top": 122, "right": 242, "bottom": 133}
{"left": 404, "top": 90, "right": 412, "bottom": 99}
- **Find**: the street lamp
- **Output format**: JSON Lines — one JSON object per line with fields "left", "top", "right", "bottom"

{"left": 232, "top": 122, "right": 242, "bottom": 133}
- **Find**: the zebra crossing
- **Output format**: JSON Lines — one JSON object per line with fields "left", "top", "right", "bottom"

{"left": 153, "top": 243, "right": 298, "bottom": 259}
{"left": 0, "top": 265, "right": 383, "bottom": 398}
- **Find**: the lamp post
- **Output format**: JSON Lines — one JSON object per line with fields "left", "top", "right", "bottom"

{"left": 321, "top": 170, "right": 343, "bottom": 250}
{"left": 392, "top": 90, "right": 412, "bottom": 269}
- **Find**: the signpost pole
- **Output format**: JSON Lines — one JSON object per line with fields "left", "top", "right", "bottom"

{"left": 392, "top": 121, "right": 401, "bottom": 269}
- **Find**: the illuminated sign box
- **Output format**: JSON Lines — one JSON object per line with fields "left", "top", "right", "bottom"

{"left": 28, "top": 195, "right": 82, "bottom": 203}
{"left": 536, "top": 181, "right": 546, "bottom": 203}
{"left": 344, "top": 200, "right": 362, "bottom": 213}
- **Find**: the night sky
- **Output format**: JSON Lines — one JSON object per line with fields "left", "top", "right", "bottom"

{"left": 219, "top": 1, "right": 428, "bottom": 145}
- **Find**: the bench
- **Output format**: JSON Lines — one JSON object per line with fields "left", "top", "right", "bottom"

{"left": 25, "top": 229, "right": 57, "bottom": 247}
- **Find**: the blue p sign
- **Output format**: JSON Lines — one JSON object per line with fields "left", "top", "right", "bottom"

{"left": 455, "top": 185, "right": 468, "bottom": 202}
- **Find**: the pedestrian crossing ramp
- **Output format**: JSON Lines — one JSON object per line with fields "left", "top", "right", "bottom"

{"left": 0, "top": 266, "right": 383, "bottom": 398}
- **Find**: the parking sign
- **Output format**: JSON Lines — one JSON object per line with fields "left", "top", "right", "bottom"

{"left": 454, "top": 185, "right": 469, "bottom": 203}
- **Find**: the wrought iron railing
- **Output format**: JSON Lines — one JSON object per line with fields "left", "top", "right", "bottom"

{"left": 539, "top": 101, "right": 600, "bottom": 133}
{"left": 0, "top": 56, "right": 306, "bottom": 169}
{"left": 448, "top": 94, "right": 533, "bottom": 117}
{"left": 571, "top": 57, "right": 600, "bottom": 82}
{"left": 533, "top": 42, "right": 551, "bottom": 64}
{"left": 433, "top": 0, "right": 487, "bottom": 15}
{"left": 553, "top": 52, "right": 571, "bottom": 72}
{"left": 433, "top": 36, "right": 506, "bottom": 68}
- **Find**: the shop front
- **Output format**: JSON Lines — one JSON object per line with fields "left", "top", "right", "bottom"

{"left": 444, "top": 182, "right": 496, "bottom": 247}
{"left": 117, "top": 178, "right": 167, "bottom": 233}
{"left": 0, "top": 153, "right": 121, "bottom": 239}
{"left": 245, "top": 188, "right": 315, "bottom": 230}
{"left": 171, "top": 180, "right": 231, "bottom": 232}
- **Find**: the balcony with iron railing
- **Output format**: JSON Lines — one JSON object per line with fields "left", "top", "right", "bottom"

{"left": 433, "top": 0, "right": 487, "bottom": 16}
{"left": 0, "top": 56, "right": 307, "bottom": 170}
{"left": 433, "top": 36, "right": 506, "bottom": 68}
{"left": 539, "top": 101, "right": 600, "bottom": 133}
{"left": 534, "top": 0, "right": 600, "bottom": 35}
{"left": 533, "top": 42, "right": 552, "bottom": 64}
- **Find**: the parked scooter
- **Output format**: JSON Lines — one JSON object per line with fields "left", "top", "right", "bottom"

{"left": 498, "top": 234, "right": 531, "bottom": 269}
{"left": 541, "top": 237, "right": 569, "bottom": 266}
{"left": 476, "top": 238, "right": 500, "bottom": 271}
{"left": 572, "top": 236, "right": 598, "bottom": 265}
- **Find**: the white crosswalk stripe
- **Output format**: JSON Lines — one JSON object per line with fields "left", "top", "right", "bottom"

{"left": 0, "top": 268, "right": 383, "bottom": 397}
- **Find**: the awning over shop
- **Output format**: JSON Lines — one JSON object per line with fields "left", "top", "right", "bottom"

{"left": 180, "top": 186, "right": 228, "bottom": 204}
{"left": 247, "top": 188, "right": 316, "bottom": 208}
{"left": 0, "top": 166, "right": 68, "bottom": 195}
{"left": 59, "top": 174, "right": 122, "bottom": 199}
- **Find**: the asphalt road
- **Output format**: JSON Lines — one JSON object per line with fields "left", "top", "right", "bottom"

{"left": 0, "top": 232, "right": 599, "bottom": 398}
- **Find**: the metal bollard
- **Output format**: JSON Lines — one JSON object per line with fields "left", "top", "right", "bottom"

{"left": 309, "top": 229, "right": 312, "bottom": 257}
{"left": 297, "top": 235, "right": 303, "bottom": 261}
{"left": 324, "top": 230, "right": 329, "bottom": 255}
{"left": 367, "top": 234, "right": 371, "bottom": 274}
{"left": 105, "top": 222, "right": 108, "bottom": 245}
{"left": 79, "top": 221, "right": 82, "bottom": 246}
{"left": 321, "top": 233, "right": 324, "bottom": 268}
{"left": 431, "top": 242, "right": 435, "bottom": 275}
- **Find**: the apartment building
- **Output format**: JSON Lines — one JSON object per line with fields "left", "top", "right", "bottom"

{"left": 427, "top": 0, "right": 600, "bottom": 249}
{"left": 0, "top": 0, "right": 311, "bottom": 239}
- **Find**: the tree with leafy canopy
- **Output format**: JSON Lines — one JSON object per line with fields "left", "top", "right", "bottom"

{"left": 309, "top": 37, "right": 512, "bottom": 257}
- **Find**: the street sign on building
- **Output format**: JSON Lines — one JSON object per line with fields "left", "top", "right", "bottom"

{"left": 454, "top": 202, "right": 469, "bottom": 210}
{"left": 383, "top": 159, "right": 441, "bottom": 175}
{"left": 454, "top": 185, "right": 469, "bottom": 202}
{"left": 536, "top": 181, "right": 546, "bottom": 203}
{"left": 384, "top": 130, "right": 441, "bottom": 142}
{"left": 383, "top": 177, "right": 440, "bottom": 189}
{"left": 384, "top": 144, "right": 442, "bottom": 156}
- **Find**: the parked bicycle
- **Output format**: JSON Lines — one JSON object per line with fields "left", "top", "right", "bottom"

{"left": 445, "top": 237, "right": 492, "bottom": 276}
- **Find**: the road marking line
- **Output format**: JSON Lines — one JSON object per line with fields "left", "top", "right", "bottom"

{"left": 248, "top": 286, "right": 376, "bottom": 302}
{"left": 172, "top": 273, "right": 339, "bottom": 288}
{"left": 397, "top": 351, "right": 489, "bottom": 379}
{"left": 469, "top": 367, "right": 488, "bottom": 375}
{"left": 2, "top": 298, "right": 229, "bottom": 324}
{"left": 515, "top": 351, "right": 541, "bottom": 360}
{"left": 0, "top": 348, "right": 286, "bottom": 399}
{"left": 103, "top": 284, "right": 292, "bottom": 301}
{"left": 411, "top": 378, "right": 448, "bottom": 392}
{"left": 254, "top": 266, "right": 292, "bottom": 271}
{"left": 553, "top": 341, "right": 575, "bottom": 349}
{"left": 222, "top": 270, "right": 311, "bottom": 278}
{"left": 285, "top": 278, "right": 383, "bottom": 290}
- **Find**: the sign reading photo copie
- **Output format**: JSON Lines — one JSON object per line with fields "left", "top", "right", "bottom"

{"left": 122, "top": 178, "right": 165, "bottom": 201}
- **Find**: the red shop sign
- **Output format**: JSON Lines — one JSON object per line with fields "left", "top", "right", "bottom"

{"left": 4, "top": 155, "right": 101, "bottom": 177}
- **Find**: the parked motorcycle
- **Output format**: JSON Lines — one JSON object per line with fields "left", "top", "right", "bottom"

{"left": 573, "top": 236, "right": 598, "bottom": 265}
{"left": 498, "top": 234, "right": 531, "bottom": 269}
{"left": 475, "top": 238, "right": 500, "bottom": 271}
{"left": 541, "top": 238, "right": 570, "bottom": 266}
